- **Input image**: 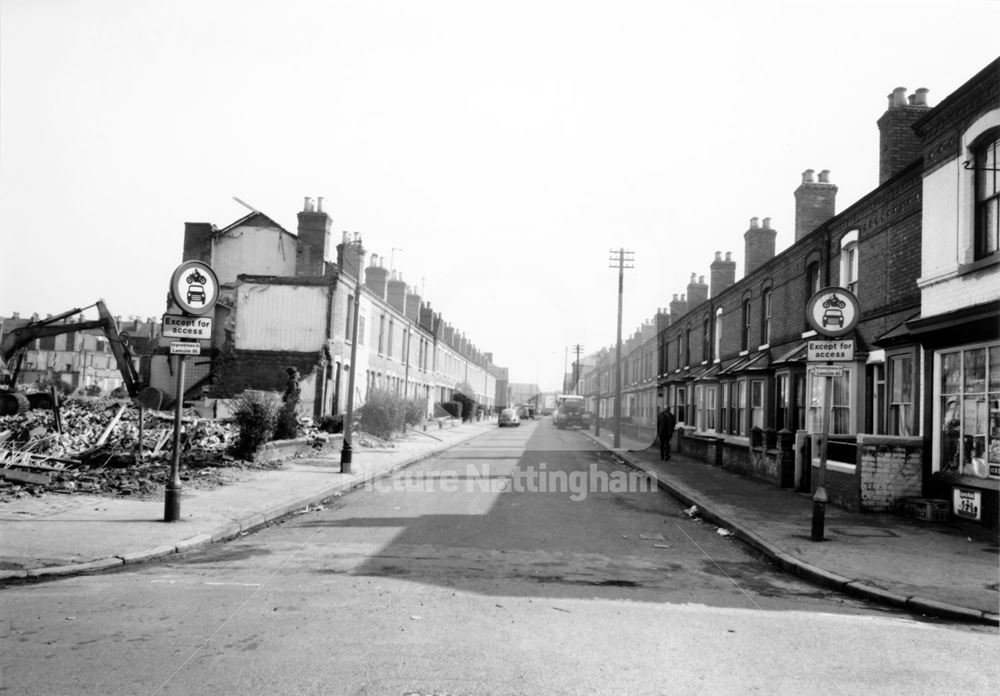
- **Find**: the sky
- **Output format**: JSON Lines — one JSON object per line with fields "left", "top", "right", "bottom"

{"left": 1, "top": 0, "right": 998, "bottom": 391}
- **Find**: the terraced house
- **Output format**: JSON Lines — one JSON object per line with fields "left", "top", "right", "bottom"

{"left": 582, "top": 57, "right": 999, "bottom": 529}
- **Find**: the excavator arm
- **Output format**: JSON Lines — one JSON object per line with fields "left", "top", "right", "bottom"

{"left": 0, "top": 300, "right": 145, "bottom": 414}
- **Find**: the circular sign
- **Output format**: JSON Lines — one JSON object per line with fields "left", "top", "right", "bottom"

{"left": 170, "top": 261, "right": 219, "bottom": 316}
{"left": 806, "top": 287, "right": 860, "bottom": 337}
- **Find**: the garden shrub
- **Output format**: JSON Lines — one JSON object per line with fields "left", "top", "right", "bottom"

{"left": 403, "top": 397, "right": 427, "bottom": 426}
{"left": 357, "top": 388, "right": 405, "bottom": 440}
{"left": 233, "top": 390, "right": 279, "bottom": 457}
{"left": 318, "top": 414, "right": 344, "bottom": 434}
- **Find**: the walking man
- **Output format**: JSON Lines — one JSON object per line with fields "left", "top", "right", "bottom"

{"left": 657, "top": 407, "right": 676, "bottom": 461}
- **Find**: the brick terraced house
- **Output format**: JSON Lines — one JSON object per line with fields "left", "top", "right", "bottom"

{"left": 580, "top": 57, "right": 999, "bottom": 528}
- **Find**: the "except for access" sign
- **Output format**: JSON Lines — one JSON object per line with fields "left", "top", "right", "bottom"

{"left": 162, "top": 314, "right": 213, "bottom": 340}
{"left": 807, "top": 339, "right": 855, "bottom": 362}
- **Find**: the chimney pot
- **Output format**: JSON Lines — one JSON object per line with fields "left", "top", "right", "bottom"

{"left": 913, "top": 87, "right": 929, "bottom": 106}
{"left": 303, "top": 197, "right": 314, "bottom": 212}
{"left": 725, "top": 251, "right": 732, "bottom": 261}
{"left": 714, "top": 251, "right": 722, "bottom": 261}
{"left": 699, "top": 275, "right": 705, "bottom": 284}
{"left": 802, "top": 169, "right": 815, "bottom": 183}
{"left": 892, "top": 86, "right": 908, "bottom": 107}
{"left": 317, "top": 196, "right": 324, "bottom": 213}
{"left": 750, "top": 217, "right": 759, "bottom": 228}
{"left": 818, "top": 169, "right": 830, "bottom": 183}
{"left": 762, "top": 217, "right": 771, "bottom": 229}
{"left": 690, "top": 272, "right": 697, "bottom": 282}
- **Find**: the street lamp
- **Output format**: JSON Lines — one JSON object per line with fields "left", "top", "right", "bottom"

{"left": 341, "top": 234, "right": 365, "bottom": 474}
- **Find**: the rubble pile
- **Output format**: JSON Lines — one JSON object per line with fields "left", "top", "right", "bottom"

{"left": 0, "top": 398, "right": 252, "bottom": 502}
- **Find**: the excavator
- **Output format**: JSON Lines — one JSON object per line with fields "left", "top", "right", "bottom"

{"left": 0, "top": 299, "right": 157, "bottom": 416}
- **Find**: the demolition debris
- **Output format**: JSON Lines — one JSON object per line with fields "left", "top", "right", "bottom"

{"left": 0, "top": 398, "right": 251, "bottom": 501}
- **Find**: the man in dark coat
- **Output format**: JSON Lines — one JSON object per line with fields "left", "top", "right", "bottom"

{"left": 657, "top": 407, "right": 676, "bottom": 460}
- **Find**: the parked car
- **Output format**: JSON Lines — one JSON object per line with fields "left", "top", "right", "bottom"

{"left": 498, "top": 408, "right": 520, "bottom": 427}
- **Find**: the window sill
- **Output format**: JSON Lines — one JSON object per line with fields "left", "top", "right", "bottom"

{"left": 957, "top": 253, "right": 1000, "bottom": 276}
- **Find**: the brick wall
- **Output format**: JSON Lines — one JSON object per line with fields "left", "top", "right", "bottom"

{"left": 814, "top": 467, "right": 860, "bottom": 512}
{"left": 858, "top": 434, "right": 923, "bottom": 511}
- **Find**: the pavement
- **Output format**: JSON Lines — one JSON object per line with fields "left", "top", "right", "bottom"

{"left": 582, "top": 427, "right": 1000, "bottom": 626}
{"left": 1, "top": 417, "right": 997, "bottom": 626}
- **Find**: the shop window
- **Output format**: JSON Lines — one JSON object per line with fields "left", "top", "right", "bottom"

{"left": 794, "top": 373, "right": 806, "bottom": 431}
{"left": 938, "top": 343, "right": 999, "bottom": 479}
{"left": 973, "top": 131, "right": 999, "bottom": 260}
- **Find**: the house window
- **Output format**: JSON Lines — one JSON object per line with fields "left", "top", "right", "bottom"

{"left": 705, "top": 384, "right": 717, "bottom": 431}
{"left": 684, "top": 326, "right": 691, "bottom": 367}
{"left": 694, "top": 385, "right": 703, "bottom": 430}
{"left": 357, "top": 314, "right": 365, "bottom": 345}
{"left": 761, "top": 289, "right": 772, "bottom": 346}
{"left": 714, "top": 308, "right": 723, "bottom": 361}
{"left": 776, "top": 373, "right": 790, "bottom": 431}
{"left": 702, "top": 315, "right": 711, "bottom": 363}
{"left": 794, "top": 373, "right": 806, "bottom": 431}
{"left": 750, "top": 379, "right": 764, "bottom": 429}
{"left": 346, "top": 296, "right": 355, "bottom": 341}
{"left": 387, "top": 320, "right": 395, "bottom": 360}
{"left": 974, "top": 131, "right": 999, "bottom": 260}
{"left": 378, "top": 315, "right": 386, "bottom": 355}
{"left": 840, "top": 231, "right": 859, "bottom": 294}
{"left": 676, "top": 386, "right": 686, "bottom": 424}
{"left": 808, "top": 367, "right": 853, "bottom": 435}
{"left": 938, "top": 343, "right": 999, "bottom": 479}
{"left": 741, "top": 298, "right": 752, "bottom": 352}
{"left": 888, "top": 354, "right": 914, "bottom": 436}
{"left": 737, "top": 379, "right": 747, "bottom": 436}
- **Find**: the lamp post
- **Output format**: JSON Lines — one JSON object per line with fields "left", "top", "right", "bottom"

{"left": 341, "top": 234, "right": 365, "bottom": 474}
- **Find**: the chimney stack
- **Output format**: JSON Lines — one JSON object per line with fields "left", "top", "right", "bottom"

{"left": 365, "top": 255, "right": 389, "bottom": 299}
{"left": 336, "top": 231, "right": 366, "bottom": 281}
{"left": 710, "top": 250, "right": 737, "bottom": 297}
{"left": 669, "top": 293, "right": 688, "bottom": 323}
{"left": 794, "top": 169, "right": 837, "bottom": 241}
{"left": 405, "top": 286, "right": 422, "bottom": 323}
{"left": 296, "top": 195, "right": 332, "bottom": 276}
{"left": 183, "top": 222, "right": 215, "bottom": 264}
{"left": 419, "top": 302, "right": 435, "bottom": 332}
{"left": 386, "top": 271, "right": 407, "bottom": 313}
{"left": 686, "top": 272, "right": 709, "bottom": 307}
{"left": 877, "top": 86, "right": 930, "bottom": 184}
{"left": 744, "top": 217, "right": 776, "bottom": 276}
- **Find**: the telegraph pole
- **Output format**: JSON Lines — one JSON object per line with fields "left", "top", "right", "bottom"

{"left": 608, "top": 248, "right": 634, "bottom": 448}
{"left": 572, "top": 344, "right": 583, "bottom": 395}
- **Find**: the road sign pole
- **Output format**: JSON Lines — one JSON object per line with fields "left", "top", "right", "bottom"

{"left": 811, "top": 368, "right": 833, "bottom": 541}
{"left": 164, "top": 354, "right": 186, "bottom": 522}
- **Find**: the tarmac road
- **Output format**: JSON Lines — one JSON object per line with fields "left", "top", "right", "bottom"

{"left": 3, "top": 418, "right": 997, "bottom": 695}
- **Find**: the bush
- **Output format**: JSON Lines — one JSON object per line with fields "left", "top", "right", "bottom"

{"left": 357, "top": 388, "right": 405, "bottom": 440}
{"left": 402, "top": 398, "right": 427, "bottom": 426}
{"left": 273, "top": 402, "right": 300, "bottom": 440}
{"left": 82, "top": 384, "right": 102, "bottom": 397}
{"left": 452, "top": 392, "right": 476, "bottom": 422}
{"left": 233, "top": 391, "right": 280, "bottom": 457}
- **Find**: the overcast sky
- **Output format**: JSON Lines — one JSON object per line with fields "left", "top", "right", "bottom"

{"left": 1, "top": 0, "right": 997, "bottom": 391}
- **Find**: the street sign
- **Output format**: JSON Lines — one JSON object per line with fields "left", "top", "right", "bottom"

{"left": 169, "top": 341, "right": 201, "bottom": 356}
{"left": 169, "top": 260, "right": 219, "bottom": 316}
{"left": 807, "top": 339, "right": 855, "bottom": 361}
{"left": 806, "top": 287, "right": 860, "bottom": 338}
{"left": 162, "top": 313, "right": 213, "bottom": 339}
{"left": 810, "top": 365, "right": 844, "bottom": 378}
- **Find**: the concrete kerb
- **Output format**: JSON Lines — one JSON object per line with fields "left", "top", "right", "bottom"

{"left": 582, "top": 431, "right": 1000, "bottom": 627}
{"left": 2, "top": 424, "right": 489, "bottom": 585}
